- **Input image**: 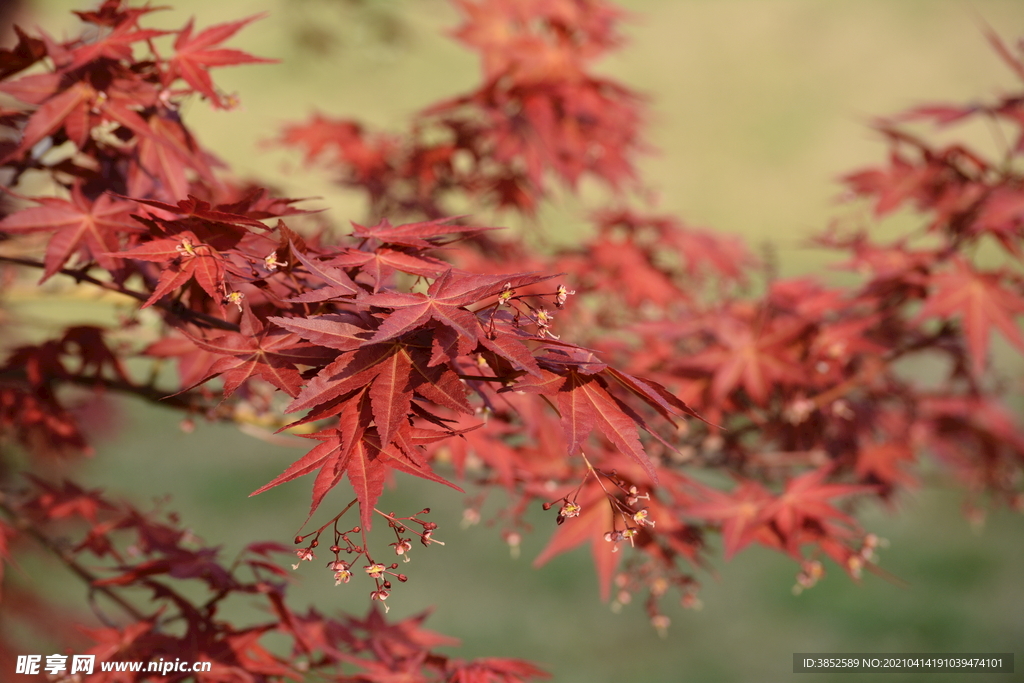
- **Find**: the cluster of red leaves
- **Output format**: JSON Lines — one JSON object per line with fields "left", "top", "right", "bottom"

{"left": 278, "top": 0, "right": 643, "bottom": 217}
{"left": 0, "top": 478, "right": 546, "bottom": 682}
{"left": 1, "top": 0, "right": 1023, "bottom": 676}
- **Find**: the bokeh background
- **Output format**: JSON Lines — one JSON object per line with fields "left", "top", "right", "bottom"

{"left": 5, "top": 1, "right": 1024, "bottom": 681}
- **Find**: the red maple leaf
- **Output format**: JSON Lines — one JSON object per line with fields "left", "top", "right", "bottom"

{"left": 533, "top": 483, "right": 619, "bottom": 600}
{"left": 685, "top": 480, "right": 775, "bottom": 559}
{"left": 358, "top": 269, "right": 556, "bottom": 351}
{"left": 184, "top": 308, "right": 332, "bottom": 397}
{"left": 0, "top": 188, "right": 140, "bottom": 279}
{"left": 166, "top": 14, "right": 276, "bottom": 108}
{"left": 854, "top": 441, "right": 916, "bottom": 488}
{"left": 350, "top": 216, "right": 497, "bottom": 249}
{"left": 253, "top": 391, "right": 462, "bottom": 528}
{"left": 916, "top": 258, "right": 1024, "bottom": 376}
{"left": 760, "top": 467, "right": 873, "bottom": 551}
{"left": 109, "top": 230, "right": 226, "bottom": 307}
{"left": 555, "top": 369, "right": 659, "bottom": 483}
{"left": 677, "top": 313, "right": 808, "bottom": 406}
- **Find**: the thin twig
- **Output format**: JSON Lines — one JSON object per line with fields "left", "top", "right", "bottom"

{"left": 0, "top": 255, "right": 240, "bottom": 332}
{"left": 0, "top": 494, "right": 149, "bottom": 623}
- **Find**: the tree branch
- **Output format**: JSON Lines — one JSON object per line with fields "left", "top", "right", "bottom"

{"left": 0, "top": 255, "right": 240, "bottom": 332}
{"left": 0, "top": 494, "right": 150, "bottom": 624}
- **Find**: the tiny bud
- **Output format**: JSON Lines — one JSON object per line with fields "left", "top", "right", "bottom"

{"left": 390, "top": 563, "right": 399, "bottom": 569}
{"left": 310, "top": 539, "right": 318, "bottom": 548}
{"left": 420, "top": 508, "right": 431, "bottom": 515}
{"left": 330, "top": 545, "right": 341, "bottom": 553}
{"left": 397, "top": 574, "right": 408, "bottom": 582}
{"left": 294, "top": 536, "right": 303, "bottom": 545}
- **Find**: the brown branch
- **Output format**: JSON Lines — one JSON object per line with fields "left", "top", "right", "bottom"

{"left": 0, "top": 255, "right": 240, "bottom": 332}
{"left": 0, "top": 366, "right": 221, "bottom": 414}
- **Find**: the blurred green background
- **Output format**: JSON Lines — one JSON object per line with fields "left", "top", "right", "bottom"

{"left": 6, "top": 1, "right": 1024, "bottom": 681}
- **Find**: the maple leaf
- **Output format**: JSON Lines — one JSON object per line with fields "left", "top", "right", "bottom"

{"left": 347, "top": 606, "right": 460, "bottom": 661}
{"left": 166, "top": 14, "right": 276, "bottom": 108}
{"left": 0, "top": 26, "right": 47, "bottom": 80}
{"left": 533, "top": 483, "right": 620, "bottom": 600}
{"left": 554, "top": 369, "right": 659, "bottom": 483}
{"left": 285, "top": 333, "right": 473, "bottom": 432}
{"left": 350, "top": 216, "right": 498, "bottom": 248}
{"left": 287, "top": 244, "right": 359, "bottom": 302}
{"left": 254, "top": 392, "right": 462, "bottom": 528}
{"left": 761, "top": 467, "right": 873, "bottom": 551}
{"left": 842, "top": 151, "right": 941, "bottom": 217}
{"left": 109, "top": 230, "right": 225, "bottom": 307}
{"left": 0, "top": 188, "right": 140, "bottom": 280}
{"left": 685, "top": 480, "right": 775, "bottom": 560}
{"left": 855, "top": 441, "right": 916, "bottom": 488}
{"left": 0, "top": 80, "right": 95, "bottom": 163}
{"left": 677, "top": 313, "right": 808, "bottom": 406}
{"left": 358, "top": 269, "right": 556, "bottom": 350}
{"left": 450, "top": 658, "right": 552, "bottom": 683}
{"left": 130, "top": 194, "right": 271, "bottom": 230}
{"left": 269, "top": 312, "right": 374, "bottom": 352}
{"left": 65, "top": 20, "right": 170, "bottom": 69}
{"left": 184, "top": 308, "right": 332, "bottom": 397}
{"left": 916, "top": 258, "right": 1024, "bottom": 376}
{"left": 328, "top": 246, "right": 450, "bottom": 290}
